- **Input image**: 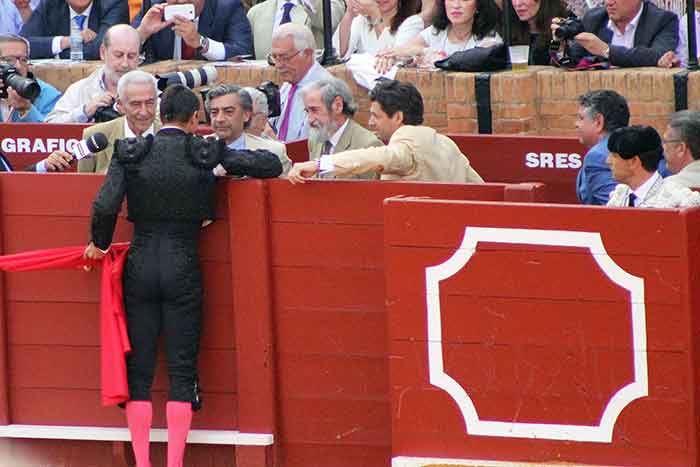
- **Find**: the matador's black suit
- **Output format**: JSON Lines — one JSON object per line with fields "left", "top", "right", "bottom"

{"left": 90, "top": 128, "right": 282, "bottom": 406}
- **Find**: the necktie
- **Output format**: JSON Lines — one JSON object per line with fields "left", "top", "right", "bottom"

{"left": 322, "top": 140, "right": 333, "bottom": 155}
{"left": 75, "top": 14, "right": 86, "bottom": 30}
{"left": 628, "top": 192, "right": 637, "bottom": 207}
{"left": 280, "top": 1, "right": 294, "bottom": 24}
{"left": 277, "top": 83, "right": 297, "bottom": 141}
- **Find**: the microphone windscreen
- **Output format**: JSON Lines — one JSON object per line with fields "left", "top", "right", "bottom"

{"left": 87, "top": 133, "right": 109, "bottom": 153}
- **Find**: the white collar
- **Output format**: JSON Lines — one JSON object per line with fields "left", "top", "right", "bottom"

{"left": 608, "top": 2, "right": 644, "bottom": 35}
{"left": 327, "top": 118, "right": 349, "bottom": 149}
{"left": 124, "top": 118, "right": 155, "bottom": 138}
{"left": 632, "top": 170, "right": 661, "bottom": 202}
{"left": 69, "top": 2, "right": 93, "bottom": 20}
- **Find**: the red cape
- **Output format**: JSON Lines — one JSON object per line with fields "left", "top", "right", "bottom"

{"left": 0, "top": 244, "right": 131, "bottom": 406}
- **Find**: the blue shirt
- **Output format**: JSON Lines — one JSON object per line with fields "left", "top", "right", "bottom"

{"left": 0, "top": 0, "right": 24, "bottom": 34}
{"left": 227, "top": 134, "right": 245, "bottom": 150}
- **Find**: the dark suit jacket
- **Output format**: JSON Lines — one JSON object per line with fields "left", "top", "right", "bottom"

{"left": 132, "top": 0, "right": 253, "bottom": 62}
{"left": 19, "top": 0, "right": 129, "bottom": 60}
{"left": 569, "top": 1, "right": 678, "bottom": 67}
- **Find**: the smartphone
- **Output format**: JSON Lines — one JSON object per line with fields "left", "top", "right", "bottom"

{"left": 164, "top": 3, "right": 195, "bottom": 21}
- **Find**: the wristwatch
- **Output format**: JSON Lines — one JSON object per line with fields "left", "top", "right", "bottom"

{"left": 198, "top": 35, "right": 209, "bottom": 52}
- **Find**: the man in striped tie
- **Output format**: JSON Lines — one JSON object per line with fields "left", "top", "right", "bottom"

{"left": 269, "top": 23, "right": 332, "bottom": 142}
{"left": 19, "top": 0, "right": 129, "bottom": 59}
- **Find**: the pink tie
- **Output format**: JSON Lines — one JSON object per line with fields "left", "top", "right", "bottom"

{"left": 277, "top": 83, "right": 297, "bottom": 141}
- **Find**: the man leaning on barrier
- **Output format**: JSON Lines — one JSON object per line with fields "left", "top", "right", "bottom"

{"left": 288, "top": 80, "right": 484, "bottom": 184}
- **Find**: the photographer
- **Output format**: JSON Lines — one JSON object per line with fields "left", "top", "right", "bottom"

{"left": 0, "top": 34, "right": 60, "bottom": 123}
{"left": 45, "top": 24, "right": 141, "bottom": 123}
{"left": 551, "top": 0, "right": 678, "bottom": 68}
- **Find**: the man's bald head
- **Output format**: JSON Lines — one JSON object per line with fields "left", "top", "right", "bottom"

{"left": 100, "top": 25, "right": 142, "bottom": 84}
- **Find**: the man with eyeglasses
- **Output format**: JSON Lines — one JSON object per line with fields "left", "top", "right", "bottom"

{"left": 19, "top": 0, "right": 128, "bottom": 59}
{"left": 0, "top": 34, "right": 60, "bottom": 122}
{"left": 46, "top": 24, "right": 141, "bottom": 123}
{"left": 269, "top": 22, "right": 332, "bottom": 142}
{"left": 662, "top": 111, "right": 700, "bottom": 188}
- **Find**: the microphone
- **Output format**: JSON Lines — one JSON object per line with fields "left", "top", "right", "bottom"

{"left": 71, "top": 133, "right": 109, "bottom": 161}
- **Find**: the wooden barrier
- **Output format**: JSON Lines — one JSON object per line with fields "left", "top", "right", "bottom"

{"left": 0, "top": 175, "right": 544, "bottom": 466}
{"left": 383, "top": 198, "right": 700, "bottom": 467}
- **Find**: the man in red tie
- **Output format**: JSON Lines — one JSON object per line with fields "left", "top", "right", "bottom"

{"left": 269, "top": 22, "right": 332, "bottom": 142}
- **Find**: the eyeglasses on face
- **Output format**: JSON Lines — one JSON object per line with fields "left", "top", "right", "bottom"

{"left": 267, "top": 49, "right": 301, "bottom": 65}
{"left": 0, "top": 55, "right": 29, "bottom": 65}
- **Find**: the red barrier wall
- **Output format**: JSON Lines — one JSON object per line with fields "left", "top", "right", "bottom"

{"left": 0, "top": 175, "right": 542, "bottom": 466}
{"left": 383, "top": 198, "right": 700, "bottom": 467}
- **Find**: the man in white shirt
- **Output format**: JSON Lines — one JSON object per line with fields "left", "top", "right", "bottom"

{"left": 247, "top": 0, "right": 345, "bottom": 59}
{"left": 662, "top": 110, "right": 700, "bottom": 189}
{"left": 45, "top": 24, "right": 141, "bottom": 123}
{"left": 301, "top": 77, "right": 382, "bottom": 179}
{"left": 552, "top": 0, "right": 678, "bottom": 67}
{"left": 269, "top": 23, "right": 332, "bottom": 142}
{"left": 606, "top": 125, "right": 700, "bottom": 208}
{"left": 133, "top": 0, "right": 253, "bottom": 62}
{"left": 78, "top": 70, "right": 160, "bottom": 174}
{"left": 206, "top": 83, "right": 291, "bottom": 175}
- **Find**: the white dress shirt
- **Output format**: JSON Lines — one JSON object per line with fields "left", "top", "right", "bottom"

{"left": 419, "top": 27, "right": 503, "bottom": 56}
{"left": 332, "top": 15, "right": 425, "bottom": 59}
{"left": 678, "top": 11, "right": 700, "bottom": 67}
{"left": 51, "top": 3, "right": 93, "bottom": 56}
{"left": 124, "top": 119, "right": 155, "bottom": 138}
{"left": 45, "top": 65, "right": 108, "bottom": 123}
{"left": 607, "top": 3, "right": 644, "bottom": 49}
{"left": 631, "top": 171, "right": 662, "bottom": 206}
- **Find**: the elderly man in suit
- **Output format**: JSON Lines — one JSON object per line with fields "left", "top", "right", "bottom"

{"left": 78, "top": 70, "right": 160, "bottom": 173}
{"left": 606, "top": 125, "right": 700, "bottom": 207}
{"left": 133, "top": 0, "right": 252, "bottom": 62}
{"left": 553, "top": 0, "right": 678, "bottom": 68}
{"left": 19, "top": 0, "right": 129, "bottom": 59}
{"left": 206, "top": 83, "right": 292, "bottom": 175}
{"left": 301, "top": 77, "right": 381, "bottom": 179}
{"left": 247, "top": 0, "right": 345, "bottom": 59}
{"left": 269, "top": 23, "right": 333, "bottom": 142}
{"left": 288, "top": 80, "right": 483, "bottom": 183}
{"left": 662, "top": 110, "right": 700, "bottom": 188}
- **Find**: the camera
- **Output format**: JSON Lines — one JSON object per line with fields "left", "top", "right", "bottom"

{"left": 553, "top": 17, "right": 585, "bottom": 41}
{"left": 156, "top": 65, "right": 218, "bottom": 92}
{"left": 93, "top": 104, "right": 122, "bottom": 123}
{"left": 256, "top": 81, "right": 280, "bottom": 118}
{"left": 0, "top": 63, "right": 40, "bottom": 100}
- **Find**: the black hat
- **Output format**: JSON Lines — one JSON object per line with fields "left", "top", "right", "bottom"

{"left": 607, "top": 125, "right": 662, "bottom": 159}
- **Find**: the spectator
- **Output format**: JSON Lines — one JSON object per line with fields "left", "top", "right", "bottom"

{"left": 269, "top": 23, "right": 332, "bottom": 142}
{"left": 606, "top": 125, "right": 700, "bottom": 207}
{"left": 19, "top": 0, "right": 129, "bottom": 60}
{"left": 46, "top": 24, "right": 141, "bottom": 123}
{"left": 662, "top": 110, "right": 700, "bottom": 188}
{"left": 206, "top": 84, "right": 292, "bottom": 175}
{"left": 247, "top": 0, "right": 345, "bottom": 59}
{"left": 553, "top": 0, "right": 679, "bottom": 68}
{"left": 79, "top": 70, "right": 161, "bottom": 174}
{"left": 13, "top": 0, "right": 40, "bottom": 24}
{"left": 510, "top": 0, "right": 568, "bottom": 65}
{"left": 575, "top": 89, "right": 629, "bottom": 205}
{"left": 241, "top": 86, "right": 273, "bottom": 138}
{"left": 676, "top": 0, "right": 699, "bottom": 66}
{"left": 333, "top": 0, "right": 423, "bottom": 59}
{"left": 133, "top": 0, "right": 252, "bottom": 62}
{"left": 375, "top": 0, "right": 501, "bottom": 73}
{"left": 0, "top": 34, "right": 61, "bottom": 122}
{"left": 301, "top": 77, "right": 382, "bottom": 179}
{"left": 1, "top": 0, "right": 40, "bottom": 34}
{"left": 288, "top": 80, "right": 484, "bottom": 183}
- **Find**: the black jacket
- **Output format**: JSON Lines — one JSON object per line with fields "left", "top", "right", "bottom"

{"left": 568, "top": 1, "right": 678, "bottom": 67}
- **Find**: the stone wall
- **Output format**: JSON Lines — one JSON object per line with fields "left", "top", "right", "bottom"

{"left": 32, "top": 61, "right": 699, "bottom": 136}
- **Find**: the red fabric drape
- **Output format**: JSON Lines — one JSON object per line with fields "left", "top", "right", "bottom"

{"left": 0, "top": 243, "right": 131, "bottom": 406}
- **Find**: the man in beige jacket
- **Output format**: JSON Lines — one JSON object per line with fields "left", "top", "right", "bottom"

{"left": 79, "top": 70, "right": 161, "bottom": 174}
{"left": 288, "top": 80, "right": 484, "bottom": 184}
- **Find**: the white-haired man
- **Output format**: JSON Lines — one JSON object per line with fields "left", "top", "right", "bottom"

{"left": 206, "top": 84, "right": 291, "bottom": 175}
{"left": 301, "top": 77, "right": 382, "bottom": 179}
{"left": 269, "top": 22, "right": 332, "bottom": 142}
{"left": 78, "top": 69, "right": 160, "bottom": 173}
{"left": 46, "top": 24, "right": 141, "bottom": 123}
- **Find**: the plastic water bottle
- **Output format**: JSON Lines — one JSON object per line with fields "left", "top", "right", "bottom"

{"left": 70, "top": 17, "right": 83, "bottom": 61}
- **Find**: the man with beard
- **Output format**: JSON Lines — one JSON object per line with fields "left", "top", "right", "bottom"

{"left": 301, "top": 77, "right": 381, "bottom": 179}
{"left": 46, "top": 24, "right": 141, "bottom": 123}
